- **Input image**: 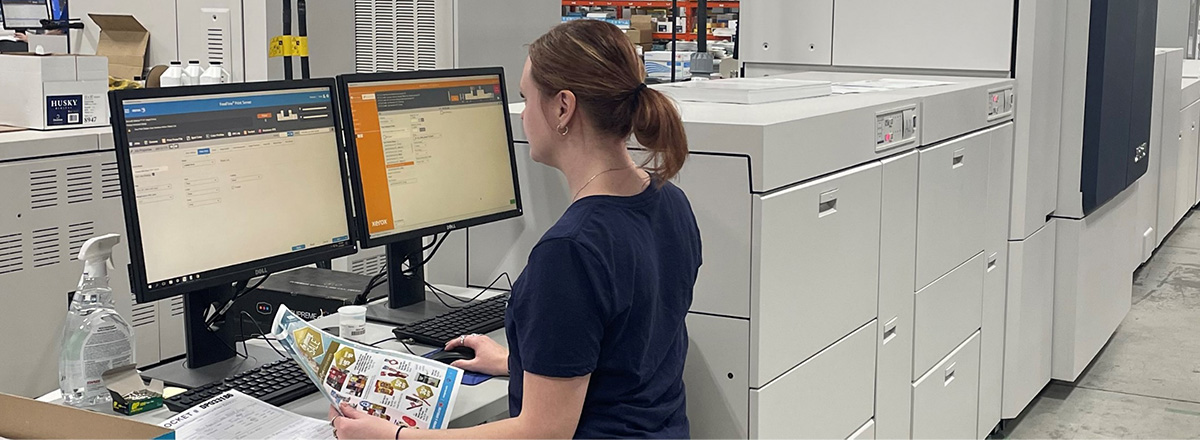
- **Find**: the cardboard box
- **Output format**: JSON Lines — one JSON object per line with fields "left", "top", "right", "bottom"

{"left": 90, "top": 14, "right": 150, "bottom": 80}
{"left": 0, "top": 54, "right": 109, "bottom": 130}
{"left": 631, "top": 14, "right": 655, "bottom": 32}
{"left": 624, "top": 28, "right": 652, "bottom": 44}
{"left": 0, "top": 393, "right": 174, "bottom": 439}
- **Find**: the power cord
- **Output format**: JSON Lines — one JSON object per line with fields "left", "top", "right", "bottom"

{"left": 204, "top": 274, "right": 270, "bottom": 330}
{"left": 239, "top": 311, "right": 288, "bottom": 359}
{"left": 425, "top": 272, "right": 513, "bottom": 309}
{"left": 367, "top": 336, "right": 418, "bottom": 355}
{"left": 354, "top": 232, "right": 452, "bottom": 305}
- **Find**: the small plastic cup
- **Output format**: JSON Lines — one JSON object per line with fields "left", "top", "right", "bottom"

{"left": 338, "top": 305, "right": 368, "bottom": 342}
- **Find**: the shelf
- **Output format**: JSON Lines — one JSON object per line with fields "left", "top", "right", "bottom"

{"left": 653, "top": 32, "right": 733, "bottom": 41}
{"left": 562, "top": 1, "right": 738, "bottom": 7}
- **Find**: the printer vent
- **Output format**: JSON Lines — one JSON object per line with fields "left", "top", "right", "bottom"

{"left": 66, "top": 221, "right": 94, "bottom": 261}
{"left": 29, "top": 168, "right": 59, "bottom": 210}
{"left": 65, "top": 164, "right": 94, "bottom": 205}
{"left": 30, "top": 227, "right": 60, "bottom": 268}
{"left": 349, "top": 253, "right": 387, "bottom": 276}
{"left": 170, "top": 297, "right": 185, "bottom": 317}
{"left": 100, "top": 162, "right": 122, "bottom": 200}
{"left": 0, "top": 233, "right": 22, "bottom": 275}
{"left": 354, "top": 0, "right": 438, "bottom": 73}
{"left": 131, "top": 292, "right": 156, "bottom": 328}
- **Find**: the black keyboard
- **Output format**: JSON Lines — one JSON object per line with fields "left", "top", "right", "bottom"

{"left": 392, "top": 294, "right": 508, "bottom": 346}
{"left": 163, "top": 359, "right": 318, "bottom": 412}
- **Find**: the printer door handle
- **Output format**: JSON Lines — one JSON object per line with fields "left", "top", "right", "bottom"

{"left": 952, "top": 149, "right": 966, "bottom": 169}
{"left": 818, "top": 189, "right": 838, "bottom": 218}
{"left": 944, "top": 362, "right": 957, "bottom": 387}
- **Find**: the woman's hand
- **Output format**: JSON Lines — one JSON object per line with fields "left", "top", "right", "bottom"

{"left": 329, "top": 403, "right": 402, "bottom": 439}
{"left": 444, "top": 334, "right": 509, "bottom": 376}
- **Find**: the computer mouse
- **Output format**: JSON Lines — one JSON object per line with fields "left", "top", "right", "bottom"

{"left": 429, "top": 346, "right": 475, "bottom": 365}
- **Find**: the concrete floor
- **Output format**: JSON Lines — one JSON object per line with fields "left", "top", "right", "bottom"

{"left": 1003, "top": 214, "right": 1200, "bottom": 439}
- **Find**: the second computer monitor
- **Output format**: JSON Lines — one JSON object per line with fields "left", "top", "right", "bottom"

{"left": 339, "top": 68, "right": 523, "bottom": 248}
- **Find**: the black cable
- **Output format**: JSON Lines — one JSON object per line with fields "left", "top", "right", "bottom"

{"left": 240, "top": 311, "right": 288, "bottom": 359}
{"left": 297, "top": 0, "right": 310, "bottom": 79}
{"left": 433, "top": 272, "right": 513, "bottom": 305}
{"left": 205, "top": 274, "right": 270, "bottom": 328}
{"left": 425, "top": 282, "right": 463, "bottom": 309}
{"left": 354, "top": 232, "right": 450, "bottom": 305}
{"left": 282, "top": 0, "right": 293, "bottom": 80}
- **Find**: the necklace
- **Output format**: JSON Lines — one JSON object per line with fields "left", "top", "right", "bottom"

{"left": 574, "top": 167, "right": 631, "bottom": 200}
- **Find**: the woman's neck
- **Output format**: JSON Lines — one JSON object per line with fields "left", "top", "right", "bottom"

{"left": 560, "top": 139, "right": 647, "bottom": 200}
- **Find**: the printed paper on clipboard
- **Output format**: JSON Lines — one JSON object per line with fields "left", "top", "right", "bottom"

{"left": 271, "top": 304, "right": 464, "bottom": 429}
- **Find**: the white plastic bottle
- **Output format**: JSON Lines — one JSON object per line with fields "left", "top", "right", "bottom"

{"left": 199, "top": 60, "right": 230, "bottom": 85}
{"left": 182, "top": 60, "right": 204, "bottom": 86}
{"left": 59, "top": 234, "right": 135, "bottom": 407}
{"left": 161, "top": 61, "right": 184, "bottom": 87}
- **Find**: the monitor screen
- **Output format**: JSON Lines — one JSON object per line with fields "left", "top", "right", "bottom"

{"left": 343, "top": 72, "right": 521, "bottom": 244}
{"left": 0, "top": 0, "right": 47, "bottom": 29}
{"left": 117, "top": 86, "right": 353, "bottom": 295}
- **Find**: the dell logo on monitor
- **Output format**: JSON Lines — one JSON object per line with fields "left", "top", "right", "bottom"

{"left": 254, "top": 268, "right": 268, "bottom": 275}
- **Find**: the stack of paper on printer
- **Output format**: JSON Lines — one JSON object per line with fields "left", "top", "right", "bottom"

{"left": 656, "top": 78, "right": 833, "bottom": 104}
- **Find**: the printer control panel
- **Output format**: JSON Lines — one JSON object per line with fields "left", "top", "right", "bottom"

{"left": 876, "top": 105, "right": 918, "bottom": 152}
{"left": 987, "top": 87, "right": 1015, "bottom": 120}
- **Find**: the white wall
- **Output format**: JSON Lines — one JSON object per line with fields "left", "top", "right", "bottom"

{"left": 832, "top": 0, "right": 1014, "bottom": 73}
{"left": 1157, "top": 0, "right": 1192, "bottom": 48}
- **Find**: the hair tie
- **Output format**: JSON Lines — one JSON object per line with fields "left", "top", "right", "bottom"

{"left": 632, "top": 83, "right": 648, "bottom": 105}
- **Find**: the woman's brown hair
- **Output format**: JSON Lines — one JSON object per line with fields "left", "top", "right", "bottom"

{"left": 528, "top": 19, "right": 689, "bottom": 181}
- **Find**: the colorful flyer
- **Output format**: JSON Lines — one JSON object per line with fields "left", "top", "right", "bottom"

{"left": 271, "top": 305, "right": 463, "bottom": 429}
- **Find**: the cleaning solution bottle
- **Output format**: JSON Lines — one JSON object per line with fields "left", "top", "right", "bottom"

{"left": 182, "top": 60, "right": 204, "bottom": 86}
{"left": 199, "top": 60, "right": 230, "bottom": 85}
{"left": 161, "top": 61, "right": 184, "bottom": 87}
{"left": 59, "top": 234, "right": 135, "bottom": 407}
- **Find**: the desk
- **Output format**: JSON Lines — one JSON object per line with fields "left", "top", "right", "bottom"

{"left": 38, "top": 287, "right": 511, "bottom": 430}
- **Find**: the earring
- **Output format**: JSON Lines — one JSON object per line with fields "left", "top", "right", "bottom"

{"left": 558, "top": 125, "right": 569, "bottom": 136}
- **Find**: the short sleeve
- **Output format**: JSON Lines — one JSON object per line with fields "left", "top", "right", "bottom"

{"left": 511, "top": 238, "right": 611, "bottom": 378}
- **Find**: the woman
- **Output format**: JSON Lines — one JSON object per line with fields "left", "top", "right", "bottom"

{"left": 331, "top": 19, "right": 702, "bottom": 439}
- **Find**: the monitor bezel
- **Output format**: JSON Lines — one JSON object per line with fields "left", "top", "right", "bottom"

{"left": 337, "top": 67, "right": 524, "bottom": 250}
{"left": 0, "top": 0, "right": 49, "bottom": 31}
{"left": 110, "top": 79, "right": 358, "bottom": 304}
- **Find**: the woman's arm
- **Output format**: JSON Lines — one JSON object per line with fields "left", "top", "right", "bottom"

{"left": 332, "top": 372, "right": 589, "bottom": 439}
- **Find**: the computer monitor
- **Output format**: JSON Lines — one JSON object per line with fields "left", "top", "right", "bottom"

{"left": 0, "top": 0, "right": 47, "bottom": 30}
{"left": 337, "top": 68, "right": 522, "bottom": 324}
{"left": 110, "top": 80, "right": 356, "bottom": 379}
{"left": 48, "top": 0, "right": 63, "bottom": 21}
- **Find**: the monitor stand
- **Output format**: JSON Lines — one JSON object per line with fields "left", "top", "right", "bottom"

{"left": 364, "top": 238, "right": 462, "bottom": 326}
{"left": 141, "top": 284, "right": 287, "bottom": 388}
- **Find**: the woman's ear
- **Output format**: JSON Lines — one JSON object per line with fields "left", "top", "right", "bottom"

{"left": 557, "top": 90, "right": 578, "bottom": 130}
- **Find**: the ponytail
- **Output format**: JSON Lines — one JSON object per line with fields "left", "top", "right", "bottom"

{"left": 529, "top": 20, "right": 690, "bottom": 182}
{"left": 632, "top": 87, "right": 689, "bottom": 182}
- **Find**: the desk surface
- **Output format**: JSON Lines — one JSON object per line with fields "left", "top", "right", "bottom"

{"left": 39, "top": 286, "right": 511, "bottom": 429}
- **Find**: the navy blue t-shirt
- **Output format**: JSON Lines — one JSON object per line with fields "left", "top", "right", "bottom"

{"left": 505, "top": 180, "right": 702, "bottom": 439}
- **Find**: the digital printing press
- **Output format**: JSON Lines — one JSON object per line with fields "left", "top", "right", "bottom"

{"left": 442, "top": 73, "right": 1018, "bottom": 439}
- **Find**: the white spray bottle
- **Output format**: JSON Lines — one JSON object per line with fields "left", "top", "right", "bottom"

{"left": 59, "top": 234, "right": 136, "bottom": 407}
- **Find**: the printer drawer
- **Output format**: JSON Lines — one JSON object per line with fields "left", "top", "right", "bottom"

{"left": 913, "top": 252, "right": 984, "bottom": 380}
{"left": 912, "top": 332, "right": 981, "bottom": 440}
{"left": 915, "top": 130, "right": 990, "bottom": 290}
{"left": 752, "top": 161, "right": 882, "bottom": 386}
{"left": 751, "top": 320, "right": 877, "bottom": 439}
